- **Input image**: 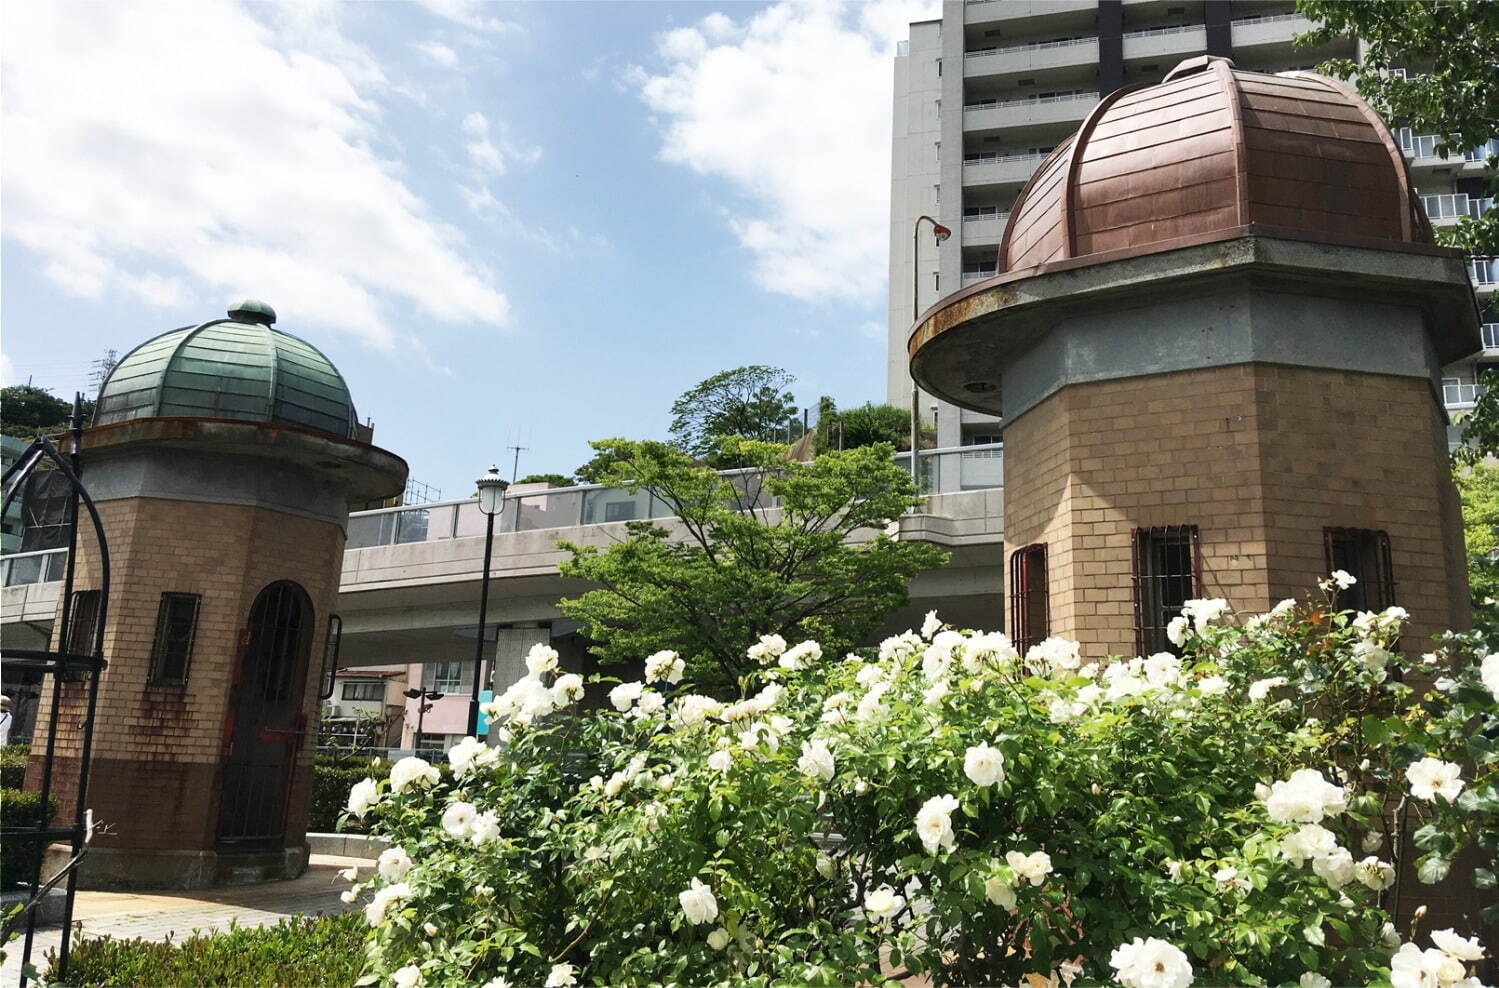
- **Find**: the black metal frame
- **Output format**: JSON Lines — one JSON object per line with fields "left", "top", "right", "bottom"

{"left": 147, "top": 591, "right": 202, "bottom": 686}
{"left": 1323, "top": 527, "right": 1396, "bottom": 612}
{"left": 0, "top": 399, "right": 110, "bottom": 986}
{"left": 1131, "top": 525, "right": 1203, "bottom": 656}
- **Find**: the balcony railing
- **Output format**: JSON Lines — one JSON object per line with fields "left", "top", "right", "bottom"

{"left": 1471, "top": 258, "right": 1499, "bottom": 287}
{"left": 964, "top": 37, "right": 1092, "bottom": 58}
{"left": 1, "top": 547, "right": 68, "bottom": 588}
{"left": 1481, "top": 323, "right": 1499, "bottom": 349}
{"left": 1422, "top": 193, "right": 1471, "bottom": 220}
{"left": 962, "top": 269, "right": 998, "bottom": 284}
{"left": 346, "top": 444, "right": 1009, "bottom": 550}
{"left": 1402, "top": 132, "right": 1499, "bottom": 162}
{"left": 964, "top": 150, "right": 1049, "bottom": 165}
{"left": 1230, "top": 12, "right": 1302, "bottom": 26}
{"left": 963, "top": 91, "right": 1094, "bottom": 112}
{"left": 963, "top": 206, "right": 1007, "bottom": 220}
{"left": 1123, "top": 23, "right": 1201, "bottom": 39}
{"left": 1444, "top": 380, "right": 1485, "bottom": 406}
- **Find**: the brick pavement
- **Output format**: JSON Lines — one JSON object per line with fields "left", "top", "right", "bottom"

{"left": 3, "top": 854, "right": 366, "bottom": 986}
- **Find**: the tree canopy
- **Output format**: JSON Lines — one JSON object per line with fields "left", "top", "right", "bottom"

{"left": 668, "top": 365, "right": 800, "bottom": 460}
{"left": 813, "top": 399, "right": 918, "bottom": 455}
{"left": 557, "top": 437, "right": 947, "bottom": 695}
{"left": 0, "top": 385, "right": 88, "bottom": 438}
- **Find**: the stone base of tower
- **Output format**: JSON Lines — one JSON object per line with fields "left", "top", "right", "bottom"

{"left": 1002, "top": 362, "right": 1469, "bottom": 657}
{"left": 43, "top": 843, "right": 309, "bottom": 891}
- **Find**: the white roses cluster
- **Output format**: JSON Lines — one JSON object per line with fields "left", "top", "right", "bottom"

{"left": 1262, "top": 768, "right": 1347, "bottom": 824}
{"left": 678, "top": 877, "right": 719, "bottom": 925}
{"left": 390, "top": 756, "right": 441, "bottom": 794}
{"left": 1390, "top": 930, "right": 1487, "bottom": 988}
{"left": 963, "top": 742, "right": 1005, "bottom": 787}
{"left": 446, "top": 736, "right": 499, "bottom": 779}
{"left": 365, "top": 881, "right": 413, "bottom": 924}
{"left": 440, "top": 798, "right": 501, "bottom": 845}
{"left": 1004, "top": 849, "right": 1052, "bottom": 886}
{"left": 1167, "top": 597, "right": 1231, "bottom": 647}
{"left": 480, "top": 642, "right": 584, "bottom": 729}
{"left": 644, "top": 649, "right": 685, "bottom": 683}
{"left": 864, "top": 885, "right": 904, "bottom": 921}
{"left": 1110, "top": 937, "right": 1193, "bottom": 988}
{"left": 1025, "top": 636, "right": 1082, "bottom": 677}
{"left": 746, "top": 633, "right": 787, "bottom": 665}
{"left": 797, "top": 739, "right": 835, "bottom": 782}
{"left": 1482, "top": 652, "right": 1499, "bottom": 702}
{"left": 778, "top": 640, "right": 822, "bottom": 671}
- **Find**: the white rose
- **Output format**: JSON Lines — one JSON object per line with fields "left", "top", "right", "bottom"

{"left": 864, "top": 885, "right": 904, "bottom": 920}
{"left": 1248, "top": 677, "right": 1287, "bottom": 701}
{"left": 1143, "top": 652, "right": 1183, "bottom": 687}
{"left": 672, "top": 694, "right": 722, "bottom": 726}
{"left": 707, "top": 749, "right": 732, "bottom": 774}
{"left": 632, "top": 690, "right": 666, "bottom": 718}
{"left": 921, "top": 610, "right": 943, "bottom": 639}
{"left": 1311, "top": 847, "right": 1354, "bottom": 888}
{"left": 389, "top": 756, "right": 439, "bottom": 794}
{"left": 797, "top": 739, "right": 836, "bottom": 783}
{"left": 525, "top": 643, "right": 559, "bottom": 678}
{"left": 678, "top": 877, "right": 719, "bottom": 925}
{"left": 1429, "top": 928, "right": 1486, "bottom": 961}
{"left": 1406, "top": 757, "right": 1464, "bottom": 802}
{"left": 1481, "top": 653, "right": 1499, "bottom": 701}
{"left": 1390, "top": 944, "right": 1453, "bottom": 988}
{"left": 1181, "top": 597, "right": 1229, "bottom": 630}
{"left": 923, "top": 679, "right": 952, "bottom": 706}
{"left": 1281, "top": 824, "right": 1339, "bottom": 866}
{"left": 392, "top": 964, "right": 423, "bottom": 988}
{"left": 446, "top": 736, "right": 488, "bottom": 778}
{"left": 377, "top": 846, "right": 413, "bottom": 881}
{"left": 347, "top": 778, "right": 379, "bottom": 818}
{"left": 543, "top": 962, "right": 576, "bottom": 987}
{"left": 441, "top": 801, "right": 478, "bottom": 840}
{"left": 1262, "top": 768, "right": 1346, "bottom": 823}
{"left": 1110, "top": 937, "right": 1193, "bottom": 988}
{"left": 550, "top": 673, "right": 584, "bottom": 706}
{"left": 1166, "top": 616, "right": 1190, "bottom": 648}
{"left": 915, "top": 794, "right": 960, "bottom": 855}
{"left": 1330, "top": 569, "right": 1357, "bottom": 590}
{"left": 644, "top": 649, "right": 685, "bottom": 683}
{"left": 779, "top": 640, "right": 823, "bottom": 671}
{"left": 608, "top": 681, "right": 644, "bottom": 712}
{"left": 1355, "top": 856, "right": 1396, "bottom": 891}
{"left": 1196, "top": 675, "right": 1228, "bottom": 696}
{"left": 469, "top": 811, "right": 501, "bottom": 845}
{"left": 1362, "top": 830, "right": 1384, "bottom": 853}
{"left": 1005, "top": 849, "right": 1053, "bottom": 886}
{"left": 983, "top": 874, "right": 1017, "bottom": 909}
{"left": 963, "top": 743, "right": 1006, "bottom": 788}
{"left": 707, "top": 927, "right": 731, "bottom": 951}
{"left": 364, "top": 881, "right": 413, "bottom": 924}
{"left": 1299, "top": 975, "right": 1331, "bottom": 988}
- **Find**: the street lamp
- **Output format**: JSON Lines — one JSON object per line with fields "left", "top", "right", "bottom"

{"left": 468, "top": 466, "right": 510, "bottom": 736}
{"left": 403, "top": 687, "right": 444, "bottom": 752}
{"left": 911, "top": 215, "right": 952, "bottom": 487}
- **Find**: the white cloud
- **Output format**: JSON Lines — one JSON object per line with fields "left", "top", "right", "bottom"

{"left": 413, "top": 39, "right": 461, "bottom": 68}
{"left": 460, "top": 111, "right": 541, "bottom": 177}
{"left": 415, "top": 0, "right": 521, "bottom": 35}
{"left": 458, "top": 184, "right": 510, "bottom": 218}
{"left": 633, "top": 0, "right": 938, "bottom": 305}
{"left": 1, "top": 0, "right": 511, "bottom": 348}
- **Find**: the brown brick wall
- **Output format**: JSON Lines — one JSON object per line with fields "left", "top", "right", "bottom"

{"left": 26, "top": 496, "right": 344, "bottom": 853}
{"left": 1003, "top": 364, "right": 1469, "bottom": 658}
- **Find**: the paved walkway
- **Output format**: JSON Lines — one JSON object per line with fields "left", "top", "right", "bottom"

{"left": 3, "top": 854, "right": 366, "bottom": 986}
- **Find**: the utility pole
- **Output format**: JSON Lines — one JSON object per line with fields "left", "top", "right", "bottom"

{"left": 508, "top": 444, "right": 527, "bottom": 485}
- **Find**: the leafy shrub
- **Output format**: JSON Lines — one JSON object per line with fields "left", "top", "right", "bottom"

{"left": 0, "top": 744, "right": 30, "bottom": 790}
{"left": 1, "top": 788, "right": 55, "bottom": 889}
{"left": 50, "top": 911, "right": 365, "bottom": 987}
{"left": 311, "top": 756, "right": 389, "bottom": 833}
{"left": 347, "top": 583, "right": 1496, "bottom": 987}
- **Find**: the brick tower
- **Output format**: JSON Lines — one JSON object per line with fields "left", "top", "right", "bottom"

{"left": 908, "top": 57, "right": 1480, "bottom": 660}
{"left": 29, "top": 300, "right": 406, "bottom": 888}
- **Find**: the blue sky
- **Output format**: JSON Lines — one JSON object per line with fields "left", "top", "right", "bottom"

{"left": 1, "top": 0, "right": 935, "bottom": 497}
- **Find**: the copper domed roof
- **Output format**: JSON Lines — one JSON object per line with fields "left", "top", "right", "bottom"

{"left": 999, "top": 56, "right": 1430, "bottom": 274}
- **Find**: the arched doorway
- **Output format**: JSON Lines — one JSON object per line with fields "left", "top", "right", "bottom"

{"left": 217, "top": 581, "right": 313, "bottom": 846}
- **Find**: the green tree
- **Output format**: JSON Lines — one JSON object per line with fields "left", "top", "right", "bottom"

{"left": 557, "top": 437, "right": 948, "bottom": 695}
{"left": 1455, "top": 463, "right": 1499, "bottom": 631}
{"left": 0, "top": 385, "right": 84, "bottom": 438}
{"left": 814, "top": 400, "right": 917, "bottom": 454}
{"left": 668, "top": 365, "right": 800, "bottom": 460}
{"left": 516, "top": 473, "right": 575, "bottom": 487}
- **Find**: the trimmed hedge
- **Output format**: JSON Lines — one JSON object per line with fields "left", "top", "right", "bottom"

{"left": 309, "top": 756, "right": 390, "bottom": 833}
{"left": 50, "top": 911, "right": 366, "bottom": 987}
{"left": 1, "top": 787, "right": 56, "bottom": 889}
{"left": 1, "top": 744, "right": 29, "bottom": 790}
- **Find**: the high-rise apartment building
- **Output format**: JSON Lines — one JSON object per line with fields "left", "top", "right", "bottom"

{"left": 889, "top": 0, "right": 1497, "bottom": 470}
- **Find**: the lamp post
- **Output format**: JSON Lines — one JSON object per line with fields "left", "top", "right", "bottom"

{"left": 403, "top": 687, "right": 444, "bottom": 752}
{"left": 468, "top": 465, "right": 510, "bottom": 736}
{"left": 911, "top": 215, "right": 952, "bottom": 488}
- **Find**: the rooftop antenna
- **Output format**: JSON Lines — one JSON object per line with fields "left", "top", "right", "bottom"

{"left": 507, "top": 444, "right": 528, "bottom": 484}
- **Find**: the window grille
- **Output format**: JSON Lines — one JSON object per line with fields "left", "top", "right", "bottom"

{"left": 1008, "top": 543, "right": 1049, "bottom": 650}
{"left": 148, "top": 592, "right": 201, "bottom": 685}
{"left": 65, "top": 589, "right": 101, "bottom": 658}
{"left": 1323, "top": 528, "right": 1395, "bottom": 612}
{"left": 341, "top": 681, "right": 384, "bottom": 702}
{"left": 1132, "top": 526, "right": 1202, "bottom": 656}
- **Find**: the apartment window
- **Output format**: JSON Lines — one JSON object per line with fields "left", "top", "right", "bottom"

{"left": 148, "top": 592, "right": 201, "bottom": 685}
{"left": 1009, "top": 544, "right": 1049, "bottom": 650}
{"left": 342, "top": 680, "right": 384, "bottom": 702}
{"left": 933, "top": 271, "right": 941, "bottom": 292}
{"left": 1324, "top": 529, "right": 1395, "bottom": 612}
{"left": 428, "top": 661, "right": 465, "bottom": 694}
{"left": 1132, "top": 526, "right": 1202, "bottom": 655}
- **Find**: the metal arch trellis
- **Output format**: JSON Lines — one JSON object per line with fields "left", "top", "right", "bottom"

{"left": 0, "top": 397, "right": 110, "bottom": 986}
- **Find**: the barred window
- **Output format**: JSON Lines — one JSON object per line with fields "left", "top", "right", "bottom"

{"left": 65, "top": 589, "right": 100, "bottom": 656}
{"left": 148, "top": 593, "right": 201, "bottom": 685}
{"left": 1008, "top": 543, "right": 1049, "bottom": 650}
{"left": 1324, "top": 528, "right": 1395, "bottom": 612}
{"left": 1132, "top": 526, "right": 1202, "bottom": 655}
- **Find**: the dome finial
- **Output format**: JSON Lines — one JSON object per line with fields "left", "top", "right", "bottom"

{"left": 228, "top": 299, "right": 276, "bottom": 325}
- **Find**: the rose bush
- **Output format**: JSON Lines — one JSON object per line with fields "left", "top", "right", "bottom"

{"left": 342, "top": 578, "right": 1495, "bottom": 986}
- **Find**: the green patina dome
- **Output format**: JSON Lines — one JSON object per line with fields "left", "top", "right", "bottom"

{"left": 94, "top": 301, "right": 359, "bottom": 439}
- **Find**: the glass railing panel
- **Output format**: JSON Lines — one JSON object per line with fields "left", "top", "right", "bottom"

{"left": 393, "top": 507, "right": 431, "bottom": 545}
{"left": 452, "top": 500, "right": 487, "bottom": 539}
{"left": 582, "top": 487, "right": 654, "bottom": 525}
{"left": 1, "top": 549, "right": 68, "bottom": 587}
{"left": 346, "top": 513, "right": 384, "bottom": 549}
{"left": 513, "top": 490, "right": 585, "bottom": 531}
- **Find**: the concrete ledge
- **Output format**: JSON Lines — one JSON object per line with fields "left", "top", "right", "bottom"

{"left": 1, "top": 887, "right": 66, "bottom": 927}
{"left": 42, "top": 843, "right": 310, "bottom": 890}
{"left": 306, "top": 833, "right": 389, "bottom": 859}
